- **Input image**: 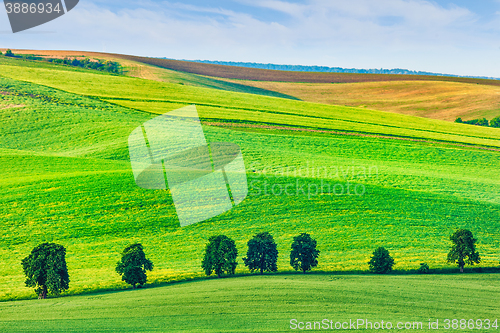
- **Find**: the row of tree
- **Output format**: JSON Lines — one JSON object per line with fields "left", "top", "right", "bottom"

{"left": 455, "top": 116, "right": 500, "bottom": 128}
{"left": 20, "top": 229, "right": 484, "bottom": 299}
{"left": 1, "top": 49, "right": 122, "bottom": 74}
{"left": 21, "top": 242, "right": 153, "bottom": 298}
{"left": 201, "top": 229, "right": 482, "bottom": 277}
{"left": 201, "top": 232, "right": 320, "bottom": 277}
{"left": 369, "top": 230, "right": 482, "bottom": 274}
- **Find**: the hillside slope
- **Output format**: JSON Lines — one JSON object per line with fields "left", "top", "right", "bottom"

{"left": 4, "top": 49, "right": 500, "bottom": 86}
{"left": 0, "top": 50, "right": 298, "bottom": 100}
{"left": 1, "top": 56, "right": 500, "bottom": 148}
{"left": 4, "top": 49, "right": 499, "bottom": 122}
{"left": 217, "top": 79, "right": 500, "bottom": 121}
{"left": 1, "top": 274, "right": 499, "bottom": 332}
{"left": 0, "top": 54, "right": 499, "bottom": 302}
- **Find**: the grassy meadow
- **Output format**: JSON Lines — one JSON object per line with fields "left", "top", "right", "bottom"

{"left": 0, "top": 53, "right": 499, "bottom": 331}
{"left": 1, "top": 57, "right": 500, "bottom": 148}
{"left": 0, "top": 274, "right": 499, "bottom": 332}
{"left": 6, "top": 49, "right": 500, "bottom": 122}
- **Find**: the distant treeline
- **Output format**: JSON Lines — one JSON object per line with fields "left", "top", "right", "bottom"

{"left": 178, "top": 59, "right": 500, "bottom": 81}
{"left": 1, "top": 49, "right": 122, "bottom": 74}
{"left": 455, "top": 116, "right": 500, "bottom": 128}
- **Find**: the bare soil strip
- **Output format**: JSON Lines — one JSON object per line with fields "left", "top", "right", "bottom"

{"left": 4, "top": 49, "right": 500, "bottom": 86}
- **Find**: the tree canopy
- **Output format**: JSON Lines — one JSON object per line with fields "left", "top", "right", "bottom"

{"left": 447, "top": 229, "right": 480, "bottom": 272}
{"left": 368, "top": 247, "right": 395, "bottom": 274}
{"left": 202, "top": 235, "right": 238, "bottom": 277}
{"left": 116, "top": 243, "right": 154, "bottom": 288}
{"left": 21, "top": 243, "right": 70, "bottom": 299}
{"left": 491, "top": 116, "right": 500, "bottom": 128}
{"left": 290, "top": 233, "right": 320, "bottom": 273}
{"left": 455, "top": 117, "right": 495, "bottom": 127}
{"left": 243, "top": 232, "right": 278, "bottom": 274}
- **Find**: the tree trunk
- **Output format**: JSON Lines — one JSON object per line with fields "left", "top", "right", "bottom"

{"left": 41, "top": 285, "right": 47, "bottom": 299}
{"left": 260, "top": 267, "right": 263, "bottom": 275}
{"left": 460, "top": 265, "right": 464, "bottom": 273}
{"left": 133, "top": 284, "right": 136, "bottom": 289}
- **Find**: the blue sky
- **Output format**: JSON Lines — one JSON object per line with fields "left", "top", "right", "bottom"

{"left": 1, "top": 0, "right": 500, "bottom": 77}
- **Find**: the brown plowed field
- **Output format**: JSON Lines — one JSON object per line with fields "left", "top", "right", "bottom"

{"left": 3, "top": 49, "right": 500, "bottom": 86}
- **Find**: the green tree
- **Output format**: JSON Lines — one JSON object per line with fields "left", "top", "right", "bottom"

{"left": 447, "top": 229, "right": 480, "bottom": 273}
{"left": 5, "top": 49, "right": 13, "bottom": 57}
{"left": 202, "top": 235, "right": 238, "bottom": 277}
{"left": 116, "top": 243, "right": 153, "bottom": 288}
{"left": 21, "top": 243, "right": 69, "bottom": 299}
{"left": 454, "top": 117, "right": 463, "bottom": 123}
{"left": 71, "top": 58, "right": 82, "bottom": 67}
{"left": 462, "top": 118, "right": 489, "bottom": 126}
{"left": 475, "top": 118, "right": 489, "bottom": 127}
{"left": 243, "top": 232, "right": 278, "bottom": 274}
{"left": 418, "top": 263, "right": 430, "bottom": 274}
{"left": 290, "top": 233, "right": 320, "bottom": 273}
{"left": 368, "top": 247, "right": 395, "bottom": 274}
{"left": 491, "top": 116, "right": 500, "bottom": 128}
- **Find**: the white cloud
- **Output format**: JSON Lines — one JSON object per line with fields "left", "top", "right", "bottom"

{"left": 238, "top": 0, "right": 307, "bottom": 18}
{"left": 1, "top": 0, "right": 499, "bottom": 77}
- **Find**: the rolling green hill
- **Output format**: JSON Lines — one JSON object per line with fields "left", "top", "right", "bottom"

{"left": 1, "top": 274, "right": 499, "bottom": 332}
{"left": 0, "top": 50, "right": 300, "bottom": 100}
{"left": 5, "top": 49, "right": 500, "bottom": 123}
{"left": 5, "top": 49, "right": 500, "bottom": 86}
{"left": 0, "top": 53, "right": 499, "bottom": 309}
{"left": 1, "top": 57, "right": 500, "bottom": 148}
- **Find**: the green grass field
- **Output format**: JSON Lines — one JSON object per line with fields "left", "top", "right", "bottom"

{"left": 7, "top": 49, "right": 500, "bottom": 123}
{"left": 1, "top": 57, "right": 500, "bottom": 148}
{"left": 0, "top": 54, "right": 499, "bottom": 331}
{"left": 0, "top": 274, "right": 499, "bottom": 332}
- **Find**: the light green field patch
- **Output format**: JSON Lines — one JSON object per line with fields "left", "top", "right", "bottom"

{"left": 0, "top": 57, "right": 499, "bottom": 303}
{"left": 0, "top": 274, "right": 499, "bottom": 332}
{"left": 1, "top": 62, "right": 500, "bottom": 148}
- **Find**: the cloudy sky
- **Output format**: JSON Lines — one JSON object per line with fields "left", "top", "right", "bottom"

{"left": 1, "top": 0, "right": 500, "bottom": 77}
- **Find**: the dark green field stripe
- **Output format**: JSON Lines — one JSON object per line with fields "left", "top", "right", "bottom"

{"left": 98, "top": 96, "right": 500, "bottom": 148}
